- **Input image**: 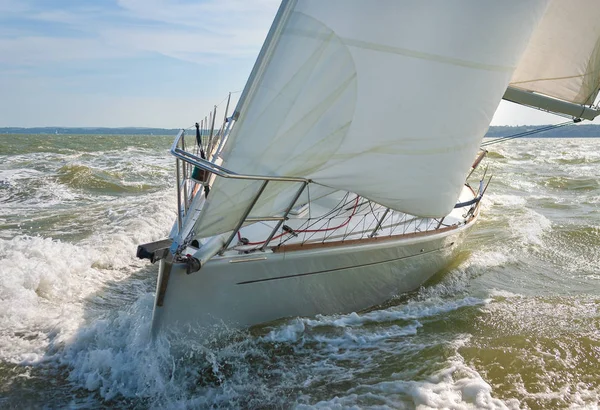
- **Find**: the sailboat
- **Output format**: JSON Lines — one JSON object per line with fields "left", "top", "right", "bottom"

{"left": 138, "top": 0, "right": 600, "bottom": 335}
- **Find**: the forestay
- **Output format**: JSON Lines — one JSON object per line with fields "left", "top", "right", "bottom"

{"left": 192, "top": 0, "right": 550, "bottom": 239}
{"left": 510, "top": 0, "right": 600, "bottom": 106}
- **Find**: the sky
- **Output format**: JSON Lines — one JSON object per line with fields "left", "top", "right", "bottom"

{"left": 0, "top": 0, "right": 569, "bottom": 128}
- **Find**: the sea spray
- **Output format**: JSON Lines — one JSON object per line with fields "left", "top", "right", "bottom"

{"left": 1, "top": 136, "right": 599, "bottom": 408}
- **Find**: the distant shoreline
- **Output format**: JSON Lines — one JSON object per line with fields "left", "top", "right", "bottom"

{"left": 0, "top": 127, "right": 181, "bottom": 136}
{"left": 2, "top": 125, "right": 600, "bottom": 138}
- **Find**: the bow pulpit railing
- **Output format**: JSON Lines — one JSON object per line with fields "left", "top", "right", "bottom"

{"left": 170, "top": 129, "right": 310, "bottom": 256}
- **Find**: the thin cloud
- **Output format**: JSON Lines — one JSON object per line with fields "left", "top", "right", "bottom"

{"left": 99, "top": 25, "right": 269, "bottom": 65}
{"left": 0, "top": 36, "right": 134, "bottom": 65}
{"left": 110, "top": 0, "right": 279, "bottom": 63}
{"left": 0, "top": 0, "right": 30, "bottom": 14}
{"left": 3, "top": 0, "right": 279, "bottom": 65}
{"left": 0, "top": 0, "right": 279, "bottom": 127}
{"left": 116, "top": 0, "right": 279, "bottom": 28}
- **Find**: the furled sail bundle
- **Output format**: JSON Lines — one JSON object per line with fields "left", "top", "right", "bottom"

{"left": 505, "top": 0, "right": 600, "bottom": 119}
{"left": 191, "top": 0, "right": 550, "bottom": 239}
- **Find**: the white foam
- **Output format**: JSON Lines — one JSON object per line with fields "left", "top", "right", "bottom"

{"left": 263, "top": 318, "right": 307, "bottom": 342}
{"left": 312, "top": 322, "right": 422, "bottom": 347}
{"left": 263, "top": 296, "right": 486, "bottom": 345}
{"left": 486, "top": 194, "right": 527, "bottom": 208}
{"left": 323, "top": 298, "right": 482, "bottom": 328}
{"left": 509, "top": 208, "right": 552, "bottom": 246}
{"left": 487, "top": 289, "right": 522, "bottom": 299}
{"left": 0, "top": 235, "right": 97, "bottom": 361}
{"left": 303, "top": 360, "right": 518, "bottom": 409}
{"left": 469, "top": 250, "right": 513, "bottom": 270}
{"left": 3, "top": 137, "right": 598, "bottom": 408}
{"left": 59, "top": 295, "right": 170, "bottom": 402}
{"left": 0, "top": 187, "right": 175, "bottom": 363}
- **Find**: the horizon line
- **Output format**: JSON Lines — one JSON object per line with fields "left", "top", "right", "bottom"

{"left": 0, "top": 124, "right": 584, "bottom": 130}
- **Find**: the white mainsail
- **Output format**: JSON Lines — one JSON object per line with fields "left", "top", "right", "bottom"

{"left": 191, "top": 0, "right": 550, "bottom": 239}
{"left": 510, "top": 0, "right": 600, "bottom": 106}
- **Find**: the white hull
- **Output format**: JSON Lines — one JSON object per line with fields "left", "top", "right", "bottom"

{"left": 151, "top": 212, "right": 477, "bottom": 335}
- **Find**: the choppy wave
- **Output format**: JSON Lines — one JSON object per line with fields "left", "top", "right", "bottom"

{"left": 0, "top": 134, "right": 173, "bottom": 156}
{"left": 486, "top": 151, "right": 505, "bottom": 160}
{"left": 469, "top": 294, "right": 600, "bottom": 409}
{"left": 57, "top": 164, "right": 155, "bottom": 194}
{"left": 556, "top": 157, "right": 600, "bottom": 165}
{"left": 543, "top": 176, "right": 600, "bottom": 191}
{"left": 1, "top": 136, "right": 599, "bottom": 408}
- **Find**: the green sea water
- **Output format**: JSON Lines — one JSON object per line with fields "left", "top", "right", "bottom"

{"left": 0, "top": 134, "right": 599, "bottom": 409}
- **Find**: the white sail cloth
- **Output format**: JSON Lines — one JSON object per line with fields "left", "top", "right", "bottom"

{"left": 192, "top": 0, "right": 549, "bottom": 238}
{"left": 510, "top": 0, "right": 600, "bottom": 106}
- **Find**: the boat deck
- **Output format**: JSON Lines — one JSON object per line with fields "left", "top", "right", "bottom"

{"left": 215, "top": 185, "right": 477, "bottom": 256}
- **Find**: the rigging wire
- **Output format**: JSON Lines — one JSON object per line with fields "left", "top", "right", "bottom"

{"left": 481, "top": 119, "right": 578, "bottom": 147}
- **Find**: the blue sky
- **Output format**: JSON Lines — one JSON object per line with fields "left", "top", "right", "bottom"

{"left": 0, "top": 0, "right": 279, "bottom": 127}
{"left": 0, "top": 0, "right": 561, "bottom": 127}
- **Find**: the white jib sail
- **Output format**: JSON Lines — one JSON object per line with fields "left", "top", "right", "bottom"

{"left": 191, "top": 0, "right": 550, "bottom": 239}
{"left": 510, "top": 0, "right": 600, "bottom": 106}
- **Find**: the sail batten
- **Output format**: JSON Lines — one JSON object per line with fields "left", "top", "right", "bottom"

{"left": 191, "top": 0, "right": 550, "bottom": 238}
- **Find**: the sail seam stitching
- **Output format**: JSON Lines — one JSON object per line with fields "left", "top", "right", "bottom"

{"left": 286, "top": 28, "right": 513, "bottom": 72}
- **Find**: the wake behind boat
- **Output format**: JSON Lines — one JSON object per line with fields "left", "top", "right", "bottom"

{"left": 138, "top": 0, "right": 600, "bottom": 336}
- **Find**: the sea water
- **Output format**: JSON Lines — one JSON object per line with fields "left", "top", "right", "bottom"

{"left": 0, "top": 134, "right": 599, "bottom": 409}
